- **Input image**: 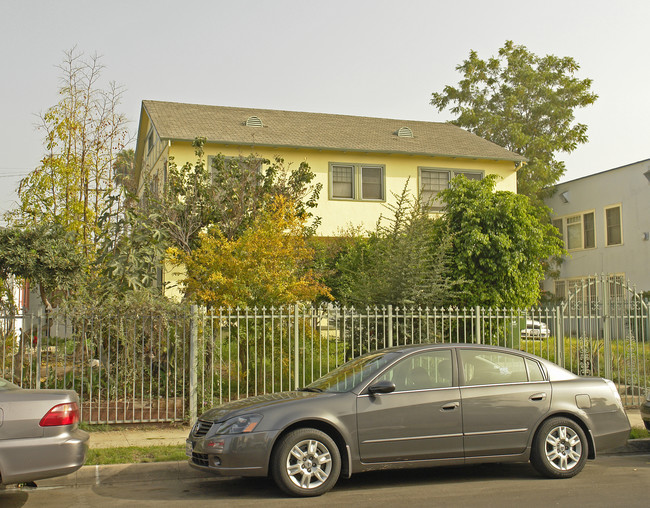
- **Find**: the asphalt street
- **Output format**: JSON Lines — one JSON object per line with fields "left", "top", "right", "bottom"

{"left": 1, "top": 453, "right": 649, "bottom": 508}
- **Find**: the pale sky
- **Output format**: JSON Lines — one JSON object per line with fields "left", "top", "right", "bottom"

{"left": 1, "top": 0, "right": 649, "bottom": 221}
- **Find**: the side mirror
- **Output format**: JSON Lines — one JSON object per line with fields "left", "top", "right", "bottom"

{"left": 368, "top": 380, "right": 396, "bottom": 395}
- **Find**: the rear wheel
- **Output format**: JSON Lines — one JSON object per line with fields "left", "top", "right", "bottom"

{"left": 271, "top": 428, "right": 341, "bottom": 497}
{"left": 644, "top": 420, "right": 650, "bottom": 431}
{"left": 531, "top": 417, "right": 588, "bottom": 478}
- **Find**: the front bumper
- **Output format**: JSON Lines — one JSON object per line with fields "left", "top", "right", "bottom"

{"left": 0, "top": 428, "right": 89, "bottom": 485}
{"left": 186, "top": 429, "right": 279, "bottom": 477}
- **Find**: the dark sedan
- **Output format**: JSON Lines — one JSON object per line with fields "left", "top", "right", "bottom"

{"left": 0, "top": 377, "right": 89, "bottom": 485}
{"left": 187, "top": 343, "right": 630, "bottom": 497}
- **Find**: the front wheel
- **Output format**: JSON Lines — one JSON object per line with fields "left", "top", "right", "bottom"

{"left": 531, "top": 417, "right": 588, "bottom": 478}
{"left": 271, "top": 428, "right": 341, "bottom": 497}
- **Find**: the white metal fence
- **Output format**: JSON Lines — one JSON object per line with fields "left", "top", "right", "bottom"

{"left": 1, "top": 285, "right": 648, "bottom": 424}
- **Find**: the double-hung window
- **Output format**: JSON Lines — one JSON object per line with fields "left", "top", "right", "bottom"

{"left": 419, "top": 168, "right": 483, "bottom": 211}
{"left": 329, "top": 163, "right": 385, "bottom": 201}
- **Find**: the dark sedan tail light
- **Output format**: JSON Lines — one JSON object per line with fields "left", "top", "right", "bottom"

{"left": 39, "top": 402, "right": 80, "bottom": 427}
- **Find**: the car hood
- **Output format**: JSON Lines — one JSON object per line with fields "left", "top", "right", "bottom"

{"left": 199, "top": 391, "right": 325, "bottom": 422}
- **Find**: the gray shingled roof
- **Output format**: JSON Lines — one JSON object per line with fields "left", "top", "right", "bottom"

{"left": 142, "top": 100, "right": 526, "bottom": 162}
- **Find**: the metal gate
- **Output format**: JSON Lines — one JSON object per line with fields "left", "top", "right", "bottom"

{"left": 559, "top": 274, "right": 649, "bottom": 406}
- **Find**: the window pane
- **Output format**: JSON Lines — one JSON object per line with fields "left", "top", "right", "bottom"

{"left": 332, "top": 165, "right": 354, "bottom": 198}
{"left": 566, "top": 215, "right": 582, "bottom": 250}
{"left": 460, "top": 350, "right": 528, "bottom": 386}
{"left": 606, "top": 207, "right": 622, "bottom": 245}
{"left": 376, "top": 350, "right": 453, "bottom": 391}
{"left": 583, "top": 212, "right": 595, "bottom": 248}
{"left": 420, "top": 169, "right": 450, "bottom": 210}
{"left": 361, "top": 166, "right": 383, "bottom": 200}
{"left": 526, "top": 359, "right": 545, "bottom": 382}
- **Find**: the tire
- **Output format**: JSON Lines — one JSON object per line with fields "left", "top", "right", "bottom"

{"left": 271, "top": 428, "right": 341, "bottom": 497}
{"left": 644, "top": 420, "right": 650, "bottom": 431}
{"left": 531, "top": 417, "right": 588, "bottom": 479}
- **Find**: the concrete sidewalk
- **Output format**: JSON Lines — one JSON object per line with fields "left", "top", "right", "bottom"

{"left": 88, "top": 425, "right": 191, "bottom": 449}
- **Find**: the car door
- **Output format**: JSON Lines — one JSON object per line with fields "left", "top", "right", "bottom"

{"left": 458, "top": 349, "right": 550, "bottom": 458}
{"left": 356, "top": 349, "right": 463, "bottom": 463}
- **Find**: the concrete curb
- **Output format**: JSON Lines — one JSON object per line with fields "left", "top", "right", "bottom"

{"left": 602, "top": 438, "right": 650, "bottom": 455}
{"left": 35, "top": 461, "right": 213, "bottom": 488}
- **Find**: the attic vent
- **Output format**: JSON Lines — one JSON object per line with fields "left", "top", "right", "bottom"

{"left": 397, "top": 126, "right": 413, "bottom": 138}
{"left": 245, "top": 116, "right": 263, "bottom": 127}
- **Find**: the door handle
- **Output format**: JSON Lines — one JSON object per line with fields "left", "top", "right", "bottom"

{"left": 441, "top": 402, "right": 460, "bottom": 411}
{"left": 529, "top": 392, "right": 547, "bottom": 402}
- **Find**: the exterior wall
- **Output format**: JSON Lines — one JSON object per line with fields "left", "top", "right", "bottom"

{"left": 168, "top": 141, "right": 518, "bottom": 236}
{"left": 543, "top": 159, "right": 650, "bottom": 296}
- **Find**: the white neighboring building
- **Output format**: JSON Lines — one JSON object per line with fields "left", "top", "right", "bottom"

{"left": 543, "top": 158, "right": 650, "bottom": 299}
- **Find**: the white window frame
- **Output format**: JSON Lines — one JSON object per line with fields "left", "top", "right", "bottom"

{"left": 328, "top": 163, "right": 385, "bottom": 201}
{"left": 419, "top": 168, "right": 483, "bottom": 211}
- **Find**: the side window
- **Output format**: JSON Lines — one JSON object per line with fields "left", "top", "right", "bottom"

{"left": 460, "top": 350, "right": 528, "bottom": 386}
{"left": 375, "top": 350, "right": 453, "bottom": 391}
{"left": 526, "top": 359, "right": 545, "bottom": 382}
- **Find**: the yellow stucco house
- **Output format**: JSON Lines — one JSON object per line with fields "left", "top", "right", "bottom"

{"left": 134, "top": 100, "right": 525, "bottom": 294}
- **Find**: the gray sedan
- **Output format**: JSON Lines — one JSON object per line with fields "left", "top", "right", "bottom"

{"left": 0, "top": 377, "right": 89, "bottom": 485}
{"left": 187, "top": 343, "right": 630, "bottom": 497}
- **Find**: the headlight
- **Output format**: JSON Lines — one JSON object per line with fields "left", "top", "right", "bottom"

{"left": 214, "top": 414, "right": 263, "bottom": 434}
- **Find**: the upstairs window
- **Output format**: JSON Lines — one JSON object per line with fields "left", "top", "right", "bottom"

{"left": 605, "top": 205, "right": 622, "bottom": 246}
{"left": 557, "top": 211, "right": 595, "bottom": 250}
{"left": 420, "top": 168, "right": 483, "bottom": 211}
{"left": 329, "top": 163, "right": 384, "bottom": 201}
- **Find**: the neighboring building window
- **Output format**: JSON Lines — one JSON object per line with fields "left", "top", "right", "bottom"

{"left": 583, "top": 212, "right": 595, "bottom": 248}
{"left": 329, "top": 163, "right": 384, "bottom": 201}
{"left": 560, "top": 211, "right": 595, "bottom": 250}
{"left": 605, "top": 205, "right": 622, "bottom": 246}
{"left": 566, "top": 215, "right": 582, "bottom": 250}
{"left": 419, "top": 168, "right": 482, "bottom": 211}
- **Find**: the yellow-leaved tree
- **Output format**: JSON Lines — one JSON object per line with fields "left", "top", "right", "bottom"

{"left": 170, "top": 195, "right": 331, "bottom": 309}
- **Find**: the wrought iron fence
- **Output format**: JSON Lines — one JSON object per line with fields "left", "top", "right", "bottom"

{"left": 1, "top": 293, "right": 648, "bottom": 424}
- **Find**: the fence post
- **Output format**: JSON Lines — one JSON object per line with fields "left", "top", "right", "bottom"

{"left": 601, "top": 275, "right": 613, "bottom": 380}
{"left": 475, "top": 306, "right": 481, "bottom": 344}
{"left": 555, "top": 306, "right": 564, "bottom": 367}
{"left": 387, "top": 305, "right": 393, "bottom": 348}
{"left": 36, "top": 309, "right": 42, "bottom": 389}
{"left": 189, "top": 305, "right": 198, "bottom": 422}
{"left": 294, "top": 305, "right": 300, "bottom": 390}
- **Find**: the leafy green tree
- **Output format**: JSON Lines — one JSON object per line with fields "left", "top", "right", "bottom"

{"left": 325, "top": 184, "right": 461, "bottom": 308}
{"left": 0, "top": 224, "right": 86, "bottom": 312}
{"left": 431, "top": 41, "right": 597, "bottom": 204}
{"left": 440, "top": 175, "right": 564, "bottom": 308}
{"left": 151, "top": 138, "right": 322, "bottom": 257}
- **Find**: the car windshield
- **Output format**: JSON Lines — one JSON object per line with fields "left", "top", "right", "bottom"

{"left": 304, "top": 351, "right": 399, "bottom": 393}
{"left": 0, "top": 377, "right": 19, "bottom": 391}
